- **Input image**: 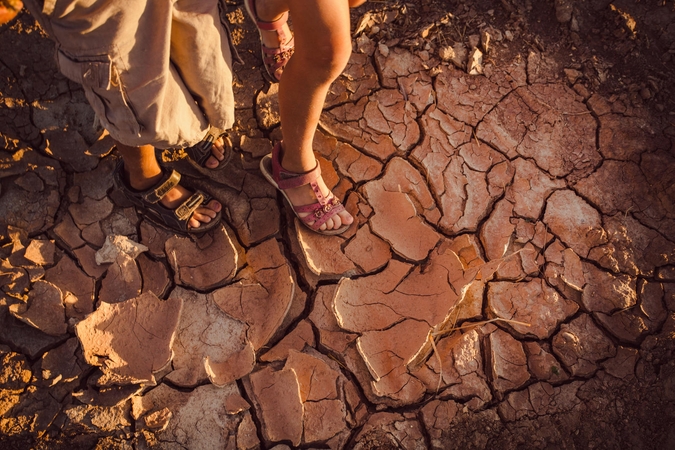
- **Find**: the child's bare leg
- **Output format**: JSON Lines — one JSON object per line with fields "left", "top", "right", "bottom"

{"left": 256, "top": 0, "right": 355, "bottom": 231}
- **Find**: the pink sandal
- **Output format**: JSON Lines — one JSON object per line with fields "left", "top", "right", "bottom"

{"left": 244, "top": 0, "right": 295, "bottom": 82}
{"left": 260, "top": 143, "right": 351, "bottom": 235}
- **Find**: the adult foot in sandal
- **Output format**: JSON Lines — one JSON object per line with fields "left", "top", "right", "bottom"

{"left": 186, "top": 133, "right": 232, "bottom": 170}
{"left": 117, "top": 142, "right": 222, "bottom": 231}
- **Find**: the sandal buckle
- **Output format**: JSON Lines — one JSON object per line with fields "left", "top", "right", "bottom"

{"left": 175, "top": 192, "right": 205, "bottom": 220}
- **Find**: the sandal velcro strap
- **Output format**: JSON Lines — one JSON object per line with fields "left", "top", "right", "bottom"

{"left": 297, "top": 198, "right": 346, "bottom": 231}
{"left": 260, "top": 142, "right": 351, "bottom": 235}
{"left": 272, "top": 142, "right": 322, "bottom": 190}
{"left": 144, "top": 169, "right": 181, "bottom": 204}
{"left": 113, "top": 161, "right": 221, "bottom": 235}
{"left": 174, "top": 191, "right": 207, "bottom": 221}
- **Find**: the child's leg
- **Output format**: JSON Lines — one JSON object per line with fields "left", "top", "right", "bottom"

{"left": 256, "top": 0, "right": 355, "bottom": 232}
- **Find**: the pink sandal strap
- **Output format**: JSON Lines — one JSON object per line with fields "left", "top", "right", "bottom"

{"left": 271, "top": 142, "right": 322, "bottom": 190}
{"left": 296, "top": 198, "right": 346, "bottom": 231}
{"left": 267, "top": 142, "right": 349, "bottom": 234}
{"left": 244, "top": 0, "right": 294, "bottom": 82}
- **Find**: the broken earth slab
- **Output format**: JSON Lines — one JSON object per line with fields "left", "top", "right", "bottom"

{"left": 588, "top": 213, "right": 675, "bottom": 277}
{"left": 320, "top": 87, "right": 421, "bottom": 162}
{"left": 132, "top": 383, "right": 248, "bottom": 450}
{"left": 260, "top": 319, "right": 315, "bottom": 363}
{"left": 212, "top": 238, "right": 295, "bottom": 351}
{"left": 435, "top": 60, "right": 526, "bottom": 128}
{"left": 551, "top": 314, "right": 617, "bottom": 377}
{"left": 98, "top": 253, "right": 142, "bottom": 304}
{"left": 206, "top": 171, "right": 280, "bottom": 247}
{"left": 245, "top": 348, "right": 349, "bottom": 447}
{"left": 1, "top": 387, "right": 62, "bottom": 437}
{"left": 61, "top": 401, "right": 131, "bottom": 437}
{"left": 163, "top": 287, "right": 253, "bottom": 388}
{"left": 0, "top": 147, "right": 64, "bottom": 240}
{"left": 294, "top": 221, "right": 358, "bottom": 280}
{"left": 166, "top": 223, "right": 240, "bottom": 291}
{"left": 308, "top": 284, "right": 359, "bottom": 356}
{"left": 0, "top": 301, "right": 66, "bottom": 359}
{"left": 420, "top": 399, "right": 460, "bottom": 449}
{"left": 523, "top": 341, "right": 570, "bottom": 384}
{"left": 9, "top": 279, "right": 68, "bottom": 336}
{"left": 333, "top": 237, "right": 485, "bottom": 405}
{"left": 326, "top": 51, "right": 379, "bottom": 108}
{"left": 477, "top": 84, "right": 600, "bottom": 181}
{"left": 137, "top": 253, "right": 170, "bottom": 298}
{"left": 362, "top": 157, "right": 441, "bottom": 262}
{"left": 352, "top": 412, "right": 426, "bottom": 450}
{"left": 543, "top": 189, "right": 607, "bottom": 258}
{"left": 487, "top": 328, "right": 530, "bottom": 398}
{"left": 75, "top": 292, "right": 182, "bottom": 386}
{"left": 412, "top": 106, "right": 511, "bottom": 234}
{"left": 487, "top": 278, "right": 579, "bottom": 339}
{"left": 44, "top": 253, "right": 95, "bottom": 320}
{"left": 594, "top": 279, "right": 668, "bottom": 345}
{"left": 413, "top": 329, "right": 493, "bottom": 410}
{"left": 498, "top": 380, "right": 584, "bottom": 422}
{"left": 0, "top": 345, "right": 32, "bottom": 395}
{"left": 95, "top": 235, "right": 148, "bottom": 265}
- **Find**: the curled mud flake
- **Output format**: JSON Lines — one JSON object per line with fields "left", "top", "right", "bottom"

{"left": 213, "top": 239, "right": 294, "bottom": 350}
{"left": 247, "top": 366, "right": 303, "bottom": 446}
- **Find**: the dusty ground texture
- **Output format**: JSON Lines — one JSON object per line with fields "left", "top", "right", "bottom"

{"left": 1, "top": 0, "right": 675, "bottom": 449}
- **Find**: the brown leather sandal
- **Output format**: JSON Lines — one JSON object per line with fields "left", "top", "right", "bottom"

{"left": 183, "top": 132, "right": 233, "bottom": 170}
{"left": 113, "top": 161, "right": 221, "bottom": 235}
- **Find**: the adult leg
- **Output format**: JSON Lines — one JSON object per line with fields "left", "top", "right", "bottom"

{"left": 256, "top": 0, "right": 354, "bottom": 232}
{"left": 115, "top": 141, "right": 222, "bottom": 230}
{"left": 170, "top": 0, "right": 237, "bottom": 168}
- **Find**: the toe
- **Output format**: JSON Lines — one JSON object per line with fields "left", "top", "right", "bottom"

{"left": 205, "top": 155, "right": 220, "bottom": 169}
{"left": 329, "top": 214, "right": 342, "bottom": 230}
{"left": 320, "top": 217, "right": 333, "bottom": 231}
{"left": 205, "top": 199, "right": 222, "bottom": 214}
{"left": 340, "top": 209, "right": 354, "bottom": 225}
{"left": 212, "top": 139, "right": 225, "bottom": 160}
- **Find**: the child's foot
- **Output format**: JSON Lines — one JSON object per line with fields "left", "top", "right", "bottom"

{"left": 282, "top": 166, "right": 354, "bottom": 232}
{"left": 261, "top": 143, "right": 354, "bottom": 235}
{"left": 127, "top": 169, "right": 222, "bottom": 230}
{"left": 202, "top": 136, "right": 228, "bottom": 169}
{"left": 245, "top": 0, "right": 294, "bottom": 81}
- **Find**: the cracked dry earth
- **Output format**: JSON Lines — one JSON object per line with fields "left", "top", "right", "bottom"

{"left": 2, "top": 1, "right": 675, "bottom": 449}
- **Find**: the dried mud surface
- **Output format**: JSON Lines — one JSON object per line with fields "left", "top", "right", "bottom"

{"left": 1, "top": 0, "right": 675, "bottom": 449}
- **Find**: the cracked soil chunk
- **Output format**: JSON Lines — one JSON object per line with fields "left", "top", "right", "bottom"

{"left": 75, "top": 292, "right": 182, "bottom": 386}
{"left": 165, "top": 287, "right": 252, "bottom": 388}
{"left": 488, "top": 279, "right": 579, "bottom": 339}
{"left": 552, "top": 314, "right": 616, "bottom": 377}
